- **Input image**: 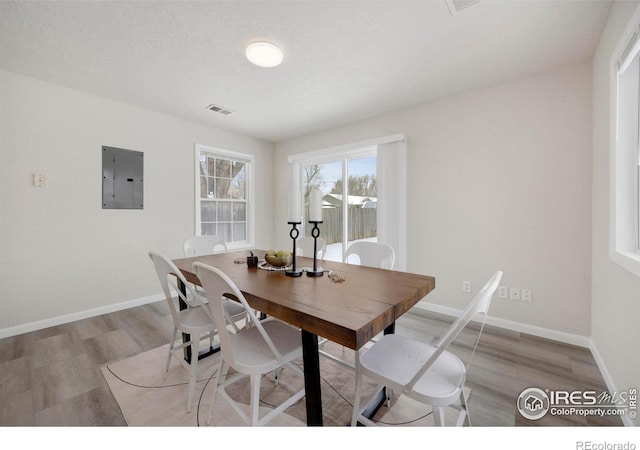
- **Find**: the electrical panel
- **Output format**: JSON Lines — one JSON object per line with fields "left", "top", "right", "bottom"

{"left": 102, "top": 146, "right": 143, "bottom": 209}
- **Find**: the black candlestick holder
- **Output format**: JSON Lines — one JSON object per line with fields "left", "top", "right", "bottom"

{"left": 286, "top": 221, "right": 303, "bottom": 277}
{"left": 306, "top": 221, "right": 324, "bottom": 277}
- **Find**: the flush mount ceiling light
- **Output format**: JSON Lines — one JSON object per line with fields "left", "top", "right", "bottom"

{"left": 245, "top": 41, "right": 283, "bottom": 68}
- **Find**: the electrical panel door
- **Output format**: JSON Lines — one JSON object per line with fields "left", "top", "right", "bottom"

{"left": 102, "top": 146, "right": 143, "bottom": 209}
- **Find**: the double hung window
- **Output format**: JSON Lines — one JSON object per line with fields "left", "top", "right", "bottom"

{"left": 195, "top": 144, "right": 253, "bottom": 248}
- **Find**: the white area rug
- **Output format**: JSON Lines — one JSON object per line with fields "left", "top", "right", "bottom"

{"left": 102, "top": 341, "right": 469, "bottom": 427}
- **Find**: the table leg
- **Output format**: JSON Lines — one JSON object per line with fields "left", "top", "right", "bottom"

{"left": 177, "top": 279, "right": 192, "bottom": 362}
{"left": 384, "top": 322, "right": 395, "bottom": 336}
{"left": 301, "top": 330, "right": 323, "bottom": 426}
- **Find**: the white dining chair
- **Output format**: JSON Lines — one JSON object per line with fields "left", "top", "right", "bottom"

{"left": 323, "top": 241, "right": 396, "bottom": 363}
{"left": 183, "top": 234, "right": 228, "bottom": 257}
{"left": 351, "top": 270, "right": 502, "bottom": 427}
{"left": 343, "top": 241, "right": 395, "bottom": 270}
{"left": 297, "top": 236, "right": 327, "bottom": 260}
{"left": 194, "top": 262, "right": 306, "bottom": 426}
{"left": 148, "top": 252, "right": 231, "bottom": 413}
{"left": 182, "top": 235, "right": 249, "bottom": 326}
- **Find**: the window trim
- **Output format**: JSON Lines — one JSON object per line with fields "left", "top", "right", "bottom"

{"left": 609, "top": 9, "right": 640, "bottom": 278}
{"left": 194, "top": 143, "right": 255, "bottom": 250}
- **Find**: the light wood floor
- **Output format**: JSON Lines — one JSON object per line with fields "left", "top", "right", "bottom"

{"left": 0, "top": 302, "right": 622, "bottom": 426}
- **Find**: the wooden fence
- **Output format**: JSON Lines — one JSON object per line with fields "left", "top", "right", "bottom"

{"left": 312, "top": 207, "right": 377, "bottom": 245}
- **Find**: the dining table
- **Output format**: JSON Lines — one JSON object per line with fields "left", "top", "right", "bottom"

{"left": 172, "top": 249, "right": 435, "bottom": 426}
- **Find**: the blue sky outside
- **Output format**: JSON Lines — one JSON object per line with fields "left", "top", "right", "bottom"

{"left": 310, "top": 156, "right": 376, "bottom": 194}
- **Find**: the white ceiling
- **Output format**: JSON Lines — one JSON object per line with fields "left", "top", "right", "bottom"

{"left": 0, "top": 1, "right": 612, "bottom": 143}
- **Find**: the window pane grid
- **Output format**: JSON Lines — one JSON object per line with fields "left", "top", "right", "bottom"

{"left": 198, "top": 149, "right": 250, "bottom": 244}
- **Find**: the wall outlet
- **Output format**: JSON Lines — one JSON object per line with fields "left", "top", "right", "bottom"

{"left": 462, "top": 280, "right": 472, "bottom": 293}
{"left": 498, "top": 286, "right": 508, "bottom": 298}
{"left": 510, "top": 287, "right": 521, "bottom": 301}
{"left": 33, "top": 173, "right": 46, "bottom": 187}
{"left": 522, "top": 289, "right": 532, "bottom": 302}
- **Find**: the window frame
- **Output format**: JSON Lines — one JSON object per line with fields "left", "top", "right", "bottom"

{"left": 610, "top": 13, "right": 640, "bottom": 278}
{"left": 194, "top": 144, "right": 255, "bottom": 250}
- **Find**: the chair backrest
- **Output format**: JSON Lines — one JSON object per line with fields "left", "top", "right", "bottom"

{"left": 297, "top": 236, "right": 327, "bottom": 260}
{"left": 183, "top": 235, "right": 228, "bottom": 257}
{"left": 193, "top": 262, "right": 284, "bottom": 367}
{"left": 343, "top": 241, "right": 395, "bottom": 270}
{"left": 148, "top": 251, "right": 206, "bottom": 328}
{"left": 405, "top": 270, "right": 502, "bottom": 392}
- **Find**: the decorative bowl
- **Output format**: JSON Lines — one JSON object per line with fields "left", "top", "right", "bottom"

{"left": 265, "top": 254, "right": 293, "bottom": 267}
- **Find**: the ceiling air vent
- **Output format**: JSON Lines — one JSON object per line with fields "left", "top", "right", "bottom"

{"left": 445, "top": 0, "right": 481, "bottom": 16}
{"left": 206, "top": 104, "right": 233, "bottom": 115}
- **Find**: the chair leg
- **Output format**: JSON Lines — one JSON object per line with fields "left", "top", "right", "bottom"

{"left": 351, "top": 350, "right": 363, "bottom": 426}
{"left": 433, "top": 406, "right": 445, "bottom": 426}
{"left": 207, "top": 359, "right": 226, "bottom": 425}
{"left": 165, "top": 327, "right": 178, "bottom": 379}
{"left": 249, "top": 374, "right": 261, "bottom": 426}
{"left": 186, "top": 333, "right": 200, "bottom": 413}
{"left": 459, "top": 389, "right": 470, "bottom": 426}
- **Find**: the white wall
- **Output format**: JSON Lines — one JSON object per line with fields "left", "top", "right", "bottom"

{"left": 591, "top": 0, "right": 640, "bottom": 426}
{"left": 0, "top": 70, "right": 274, "bottom": 334}
{"left": 274, "top": 62, "right": 593, "bottom": 337}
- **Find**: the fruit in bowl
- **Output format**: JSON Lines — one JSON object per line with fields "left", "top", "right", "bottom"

{"left": 265, "top": 250, "right": 293, "bottom": 267}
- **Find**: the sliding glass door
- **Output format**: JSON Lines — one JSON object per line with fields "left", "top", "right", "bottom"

{"left": 289, "top": 134, "right": 406, "bottom": 270}
{"left": 301, "top": 150, "right": 377, "bottom": 262}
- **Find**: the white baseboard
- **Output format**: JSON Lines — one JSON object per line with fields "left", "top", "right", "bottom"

{"left": 0, "top": 293, "right": 164, "bottom": 339}
{"left": 414, "top": 301, "right": 592, "bottom": 347}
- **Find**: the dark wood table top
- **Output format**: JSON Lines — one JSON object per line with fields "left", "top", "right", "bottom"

{"left": 172, "top": 250, "right": 436, "bottom": 350}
